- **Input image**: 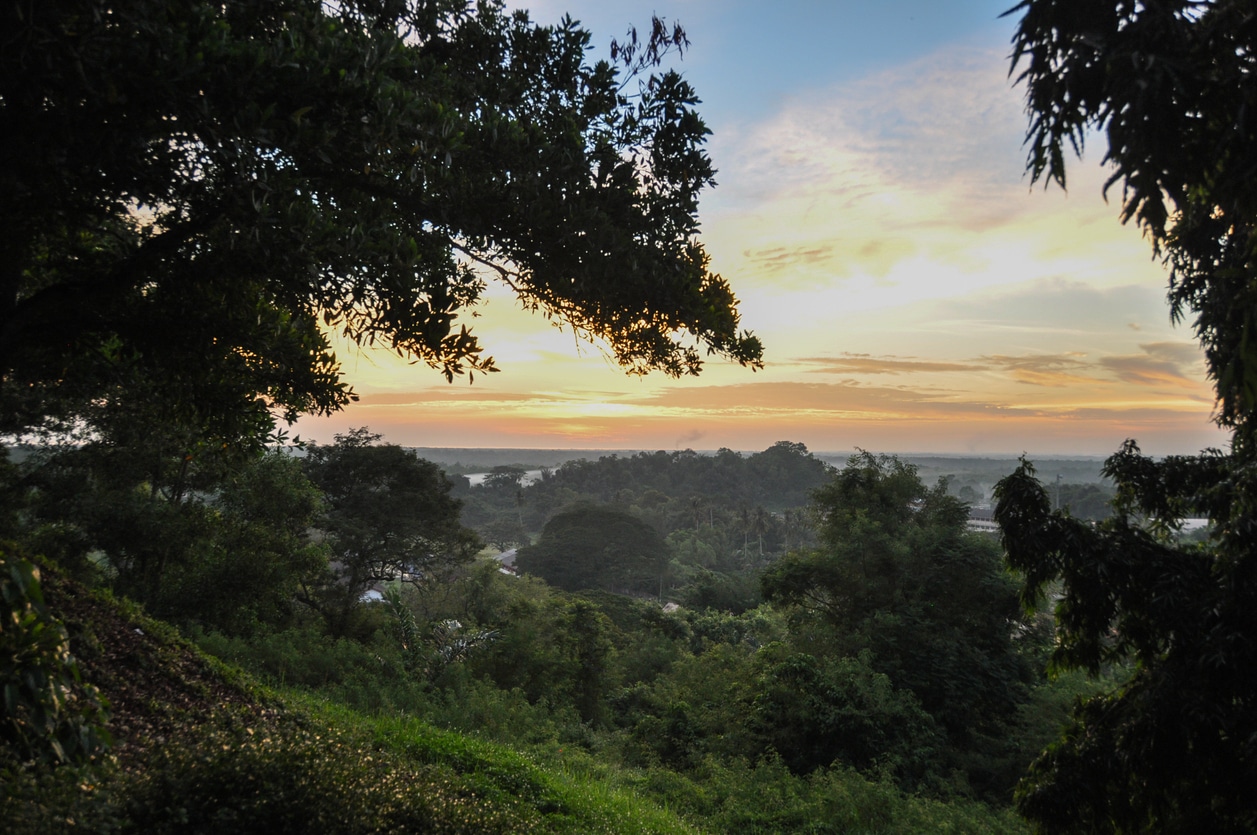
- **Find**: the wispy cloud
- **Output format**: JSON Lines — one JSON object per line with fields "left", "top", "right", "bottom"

{"left": 984, "top": 353, "right": 1097, "bottom": 387}
{"left": 1100, "top": 342, "right": 1206, "bottom": 389}
{"left": 296, "top": 9, "right": 1226, "bottom": 458}
{"left": 675, "top": 428, "right": 707, "bottom": 448}
{"left": 355, "top": 389, "right": 557, "bottom": 406}
{"left": 743, "top": 244, "right": 836, "bottom": 274}
{"left": 636, "top": 380, "right": 999, "bottom": 419}
{"left": 796, "top": 354, "right": 982, "bottom": 375}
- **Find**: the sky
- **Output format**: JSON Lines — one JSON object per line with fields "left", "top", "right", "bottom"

{"left": 296, "top": 0, "right": 1228, "bottom": 457}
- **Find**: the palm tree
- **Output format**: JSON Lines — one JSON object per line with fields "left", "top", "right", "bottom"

{"left": 690, "top": 496, "right": 705, "bottom": 530}
{"left": 751, "top": 506, "right": 769, "bottom": 560}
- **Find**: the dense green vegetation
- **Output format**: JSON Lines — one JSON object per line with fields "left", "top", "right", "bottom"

{"left": 997, "top": 1, "right": 1257, "bottom": 831}
{"left": 5, "top": 431, "right": 1080, "bottom": 832}
{"left": 11, "top": 0, "right": 1256, "bottom": 831}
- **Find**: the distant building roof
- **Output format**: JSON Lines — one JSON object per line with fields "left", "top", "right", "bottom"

{"left": 967, "top": 505, "right": 998, "bottom": 533}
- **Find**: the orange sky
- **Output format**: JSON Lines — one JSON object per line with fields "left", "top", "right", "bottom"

{"left": 295, "top": 2, "right": 1226, "bottom": 457}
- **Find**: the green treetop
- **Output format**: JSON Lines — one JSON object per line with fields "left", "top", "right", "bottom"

{"left": 0, "top": 0, "right": 761, "bottom": 447}
{"left": 999, "top": 2, "right": 1257, "bottom": 830}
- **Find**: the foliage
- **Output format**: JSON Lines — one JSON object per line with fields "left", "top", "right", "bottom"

{"left": 0, "top": 0, "right": 760, "bottom": 449}
{"left": 124, "top": 719, "right": 539, "bottom": 835}
{"left": 302, "top": 428, "right": 481, "bottom": 635}
{"left": 763, "top": 453, "right": 1035, "bottom": 750}
{"left": 995, "top": 452, "right": 1257, "bottom": 833}
{"left": 1004, "top": 1, "right": 1257, "bottom": 829}
{"left": 466, "top": 588, "right": 615, "bottom": 726}
{"left": 1009, "top": 0, "right": 1257, "bottom": 433}
{"left": 525, "top": 443, "right": 833, "bottom": 513}
{"left": 516, "top": 504, "right": 666, "bottom": 596}
{"left": 330, "top": 704, "right": 706, "bottom": 835}
{"left": 675, "top": 565, "right": 761, "bottom": 614}
{"left": 383, "top": 584, "right": 498, "bottom": 681}
{"left": 7, "top": 554, "right": 702, "bottom": 834}
{"left": 1055, "top": 482, "right": 1115, "bottom": 521}
{"left": 482, "top": 465, "right": 529, "bottom": 494}
{"left": 467, "top": 442, "right": 833, "bottom": 606}
{"left": 0, "top": 751, "right": 126, "bottom": 835}
{"left": 17, "top": 443, "right": 326, "bottom": 634}
{"left": 195, "top": 622, "right": 404, "bottom": 694}
{"left": 748, "top": 646, "right": 941, "bottom": 790}
{"left": 480, "top": 515, "right": 530, "bottom": 552}
{"left": 181, "top": 451, "right": 328, "bottom": 635}
{"left": 0, "top": 549, "right": 110, "bottom": 766}
{"left": 639, "top": 755, "right": 1028, "bottom": 835}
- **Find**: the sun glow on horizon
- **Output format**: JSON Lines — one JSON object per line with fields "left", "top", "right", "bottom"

{"left": 296, "top": 2, "right": 1227, "bottom": 459}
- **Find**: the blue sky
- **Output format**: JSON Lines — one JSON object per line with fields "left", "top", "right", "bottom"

{"left": 297, "top": 1, "right": 1226, "bottom": 456}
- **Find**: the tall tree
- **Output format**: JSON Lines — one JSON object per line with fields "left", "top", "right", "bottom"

{"left": 1000, "top": 2, "right": 1257, "bottom": 830}
{"left": 1, "top": 0, "right": 761, "bottom": 447}
{"left": 516, "top": 504, "right": 665, "bottom": 595}
{"left": 763, "top": 453, "right": 1033, "bottom": 752}
{"left": 303, "top": 429, "right": 480, "bottom": 636}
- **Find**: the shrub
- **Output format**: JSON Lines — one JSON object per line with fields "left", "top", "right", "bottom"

{"left": 125, "top": 719, "right": 535, "bottom": 834}
{"left": 0, "top": 548, "right": 110, "bottom": 766}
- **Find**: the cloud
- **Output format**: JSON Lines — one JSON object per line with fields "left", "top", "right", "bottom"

{"left": 1100, "top": 342, "right": 1206, "bottom": 389}
{"left": 675, "top": 428, "right": 707, "bottom": 448}
{"left": 983, "top": 353, "right": 1097, "bottom": 387}
{"left": 713, "top": 43, "right": 1026, "bottom": 204}
{"left": 1141, "top": 341, "right": 1204, "bottom": 365}
{"left": 699, "top": 41, "right": 1036, "bottom": 289}
{"left": 636, "top": 380, "right": 1003, "bottom": 419}
{"left": 796, "top": 354, "right": 982, "bottom": 375}
{"left": 355, "top": 389, "right": 559, "bottom": 406}
{"left": 299, "top": 9, "right": 1223, "bottom": 460}
{"left": 743, "top": 244, "right": 835, "bottom": 273}
{"left": 929, "top": 279, "right": 1170, "bottom": 336}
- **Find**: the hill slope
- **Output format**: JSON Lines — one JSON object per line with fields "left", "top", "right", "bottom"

{"left": 5, "top": 563, "right": 699, "bottom": 834}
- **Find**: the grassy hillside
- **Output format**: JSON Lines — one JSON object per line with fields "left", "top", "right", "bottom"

{"left": 4, "top": 559, "right": 704, "bottom": 833}
{"left": 3, "top": 558, "right": 1025, "bottom": 833}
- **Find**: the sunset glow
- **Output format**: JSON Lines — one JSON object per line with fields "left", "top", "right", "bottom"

{"left": 296, "top": 0, "right": 1227, "bottom": 457}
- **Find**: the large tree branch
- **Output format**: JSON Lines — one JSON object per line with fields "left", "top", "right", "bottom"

{"left": 0, "top": 202, "right": 225, "bottom": 371}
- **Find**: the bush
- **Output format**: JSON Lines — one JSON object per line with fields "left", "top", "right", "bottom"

{"left": 1, "top": 548, "right": 110, "bottom": 766}
{"left": 124, "top": 719, "right": 535, "bottom": 834}
{"left": 0, "top": 745, "right": 127, "bottom": 835}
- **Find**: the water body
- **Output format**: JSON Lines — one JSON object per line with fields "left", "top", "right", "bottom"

{"left": 465, "top": 470, "right": 545, "bottom": 487}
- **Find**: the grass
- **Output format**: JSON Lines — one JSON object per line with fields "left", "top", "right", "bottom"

{"left": 289, "top": 692, "right": 702, "bottom": 834}
{"left": 8, "top": 561, "right": 1028, "bottom": 834}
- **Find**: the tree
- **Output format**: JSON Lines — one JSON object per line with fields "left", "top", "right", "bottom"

{"left": 303, "top": 429, "right": 480, "bottom": 636}
{"left": 165, "top": 451, "right": 328, "bottom": 635}
{"left": 999, "top": 2, "right": 1257, "bottom": 830}
{"left": 746, "top": 441, "right": 834, "bottom": 509}
{"left": 479, "top": 515, "right": 529, "bottom": 553}
{"left": 17, "top": 435, "right": 327, "bottom": 635}
{"left": 748, "top": 645, "right": 941, "bottom": 789}
{"left": 763, "top": 453, "right": 1034, "bottom": 759}
{"left": 1, "top": 0, "right": 762, "bottom": 447}
{"left": 481, "top": 466, "right": 527, "bottom": 495}
{"left": 515, "top": 504, "right": 665, "bottom": 595}
{"left": 1, "top": 549, "right": 110, "bottom": 766}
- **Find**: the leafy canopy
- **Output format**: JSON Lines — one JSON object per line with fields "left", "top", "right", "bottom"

{"left": 763, "top": 452, "right": 1032, "bottom": 748}
{"left": 303, "top": 428, "right": 480, "bottom": 635}
{"left": 1009, "top": 0, "right": 1257, "bottom": 437}
{"left": 0, "top": 0, "right": 762, "bottom": 444}
{"left": 516, "top": 503, "right": 665, "bottom": 595}
{"left": 1000, "top": 1, "right": 1257, "bottom": 830}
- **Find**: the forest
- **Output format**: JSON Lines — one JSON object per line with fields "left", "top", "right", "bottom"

{"left": 4, "top": 429, "right": 1084, "bottom": 831}
{"left": 5, "top": 0, "right": 1257, "bottom": 832}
